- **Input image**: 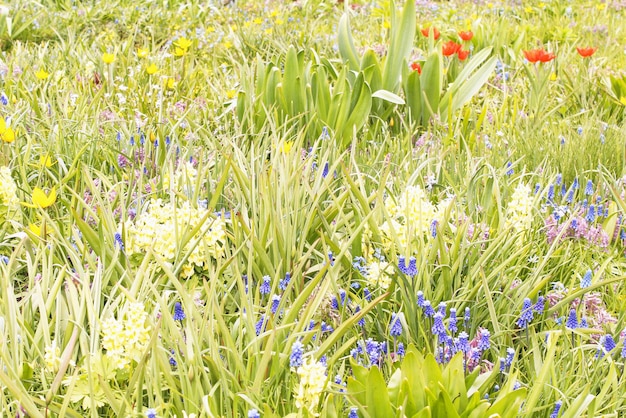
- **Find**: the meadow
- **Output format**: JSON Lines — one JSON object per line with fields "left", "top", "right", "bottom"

{"left": 1, "top": 0, "right": 626, "bottom": 416}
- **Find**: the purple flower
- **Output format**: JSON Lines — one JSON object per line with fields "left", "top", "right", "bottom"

{"left": 581, "top": 270, "right": 592, "bottom": 288}
{"left": 585, "top": 205, "right": 595, "bottom": 223}
{"left": 114, "top": 232, "right": 124, "bottom": 251}
{"left": 348, "top": 407, "right": 359, "bottom": 418}
{"left": 173, "top": 302, "right": 186, "bottom": 321}
{"left": 437, "top": 302, "right": 447, "bottom": 316}
{"left": 516, "top": 298, "right": 534, "bottom": 329}
{"left": 505, "top": 347, "right": 514, "bottom": 368}
{"left": 248, "top": 409, "right": 260, "bottom": 418}
{"left": 430, "top": 220, "right": 438, "bottom": 238}
{"left": 549, "top": 401, "right": 562, "bottom": 418}
{"left": 290, "top": 340, "right": 304, "bottom": 367}
{"left": 603, "top": 334, "right": 617, "bottom": 353}
{"left": 260, "top": 275, "right": 271, "bottom": 295}
{"left": 478, "top": 329, "right": 491, "bottom": 351}
{"left": 398, "top": 256, "right": 407, "bottom": 274}
{"left": 448, "top": 308, "right": 458, "bottom": 334}
{"left": 585, "top": 180, "right": 593, "bottom": 195}
{"left": 566, "top": 309, "right": 578, "bottom": 329}
{"left": 146, "top": 409, "right": 157, "bottom": 418}
{"left": 389, "top": 313, "right": 403, "bottom": 337}
{"left": 270, "top": 294, "right": 281, "bottom": 314}
{"left": 255, "top": 315, "right": 266, "bottom": 336}
{"left": 363, "top": 288, "right": 371, "bottom": 302}
{"left": 464, "top": 307, "right": 471, "bottom": 328}
{"left": 457, "top": 332, "right": 470, "bottom": 354}
{"left": 279, "top": 272, "right": 291, "bottom": 290}
{"left": 534, "top": 296, "right": 545, "bottom": 314}
{"left": 397, "top": 342, "right": 405, "bottom": 357}
{"left": 432, "top": 313, "right": 446, "bottom": 339}
{"left": 406, "top": 257, "right": 418, "bottom": 277}
{"left": 423, "top": 301, "right": 435, "bottom": 318}
{"left": 417, "top": 291, "right": 425, "bottom": 308}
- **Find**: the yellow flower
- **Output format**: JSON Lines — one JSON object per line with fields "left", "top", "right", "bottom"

{"left": 137, "top": 48, "right": 149, "bottom": 58}
{"left": 226, "top": 89, "right": 237, "bottom": 99}
{"left": 35, "top": 69, "right": 50, "bottom": 80}
{"left": 253, "top": 17, "right": 263, "bottom": 25}
{"left": 146, "top": 63, "right": 158, "bottom": 75}
{"left": 223, "top": 41, "right": 233, "bottom": 49}
{"left": 173, "top": 47, "right": 187, "bottom": 57}
{"left": 102, "top": 53, "right": 115, "bottom": 64}
{"left": 549, "top": 72, "right": 557, "bottom": 81}
{"left": 39, "top": 155, "right": 55, "bottom": 168}
{"left": 31, "top": 187, "right": 56, "bottom": 208}
{"left": 281, "top": 141, "right": 293, "bottom": 153}
{"left": 0, "top": 118, "right": 14, "bottom": 143}
{"left": 383, "top": 20, "right": 391, "bottom": 29}
{"left": 165, "top": 78, "right": 177, "bottom": 90}
{"left": 175, "top": 37, "right": 193, "bottom": 50}
{"left": 620, "top": 96, "right": 626, "bottom": 106}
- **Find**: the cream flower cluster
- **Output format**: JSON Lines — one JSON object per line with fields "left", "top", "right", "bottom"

{"left": 380, "top": 185, "right": 447, "bottom": 249}
{"left": 125, "top": 199, "right": 226, "bottom": 278}
{"left": 44, "top": 341, "right": 62, "bottom": 373}
{"left": 506, "top": 183, "right": 534, "bottom": 233}
{"left": 366, "top": 260, "right": 393, "bottom": 289}
{"left": 162, "top": 160, "right": 198, "bottom": 194}
{"left": 101, "top": 302, "right": 151, "bottom": 370}
{"left": 294, "top": 357, "right": 327, "bottom": 414}
{"left": 0, "top": 166, "right": 18, "bottom": 209}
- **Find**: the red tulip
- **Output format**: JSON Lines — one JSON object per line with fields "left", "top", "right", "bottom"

{"left": 442, "top": 41, "right": 462, "bottom": 56}
{"left": 410, "top": 61, "right": 422, "bottom": 74}
{"left": 421, "top": 26, "right": 441, "bottom": 40}
{"left": 523, "top": 48, "right": 555, "bottom": 63}
{"left": 457, "top": 49, "right": 470, "bottom": 61}
{"left": 459, "top": 31, "right": 473, "bottom": 41}
{"left": 576, "top": 47, "right": 597, "bottom": 58}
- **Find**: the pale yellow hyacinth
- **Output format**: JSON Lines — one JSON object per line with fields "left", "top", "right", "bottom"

{"left": 505, "top": 183, "right": 534, "bottom": 233}
{"left": 294, "top": 357, "right": 327, "bottom": 414}
{"left": 101, "top": 302, "right": 151, "bottom": 370}
{"left": 0, "top": 166, "right": 18, "bottom": 209}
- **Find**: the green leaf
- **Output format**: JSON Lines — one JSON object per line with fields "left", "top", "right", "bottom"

{"left": 405, "top": 70, "right": 422, "bottom": 124}
{"left": 372, "top": 89, "right": 405, "bottom": 105}
{"left": 366, "top": 367, "right": 394, "bottom": 417}
{"left": 420, "top": 52, "right": 441, "bottom": 124}
{"left": 382, "top": 0, "right": 416, "bottom": 92}
{"left": 338, "top": 14, "right": 361, "bottom": 71}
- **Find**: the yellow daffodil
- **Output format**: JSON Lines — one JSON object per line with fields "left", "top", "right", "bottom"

{"left": 175, "top": 37, "right": 193, "bottom": 50}
{"left": 102, "top": 53, "right": 115, "bottom": 64}
{"left": 137, "top": 48, "right": 149, "bottom": 58}
{"left": 28, "top": 223, "right": 50, "bottom": 237}
{"left": 35, "top": 69, "right": 50, "bottom": 80}
{"left": 31, "top": 187, "right": 56, "bottom": 208}
{"left": 146, "top": 63, "right": 158, "bottom": 75}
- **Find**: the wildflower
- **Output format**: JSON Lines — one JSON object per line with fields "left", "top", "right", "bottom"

{"left": 457, "top": 332, "right": 470, "bottom": 354}
{"left": 354, "top": 305, "right": 365, "bottom": 327}
{"left": 294, "top": 357, "right": 327, "bottom": 412}
{"left": 397, "top": 342, "right": 405, "bottom": 357}
{"left": 506, "top": 162, "right": 514, "bottom": 176}
{"left": 621, "top": 335, "right": 626, "bottom": 358}
{"left": 363, "top": 287, "right": 371, "bottom": 301}
{"left": 580, "top": 317, "right": 588, "bottom": 328}
{"left": 432, "top": 313, "right": 446, "bottom": 339}
{"left": 603, "top": 334, "right": 616, "bottom": 353}
{"left": 102, "top": 53, "right": 115, "bottom": 64}
{"left": 457, "top": 49, "right": 470, "bottom": 61}
{"left": 279, "top": 272, "right": 291, "bottom": 290}
{"left": 101, "top": 302, "right": 151, "bottom": 370}
{"left": 410, "top": 61, "right": 422, "bottom": 74}
{"left": 423, "top": 301, "right": 435, "bottom": 317}
{"left": 517, "top": 298, "right": 534, "bottom": 329}
{"left": 505, "top": 347, "right": 515, "bottom": 368}
{"left": 421, "top": 26, "right": 440, "bottom": 40}
{"left": 448, "top": 308, "right": 458, "bottom": 333}
{"left": 31, "top": 187, "right": 56, "bottom": 208}
{"left": 389, "top": 313, "right": 403, "bottom": 337}
{"left": 255, "top": 315, "right": 265, "bottom": 336}
{"left": 169, "top": 349, "right": 177, "bottom": 367}
{"left": 505, "top": 183, "right": 534, "bottom": 232}
{"left": 565, "top": 309, "right": 578, "bottom": 329}
{"left": 523, "top": 48, "right": 555, "bottom": 63}
{"left": 549, "top": 400, "right": 562, "bottom": 418}
{"left": 348, "top": 407, "right": 359, "bottom": 418}
{"left": 581, "top": 270, "right": 592, "bottom": 288}
{"left": 406, "top": 257, "right": 418, "bottom": 277}
{"left": 576, "top": 47, "right": 597, "bottom": 58}
{"left": 248, "top": 409, "right": 260, "bottom": 418}
{"left": 146, "top": 409, "right": 158, "bottom": 418}
{"left": 0, "top": 118, "right": 15, "bottom": 143}
{"left": 146, "top": 63, "right": 158, "bottom": 75}
{"left": 270, "top": 294, "right": 281, "bottom": 314}
{"left": 459, "top": 30, "right": 473, "bottom": 41}
{"left": 585, "top": 180, "right": 593, "bottom": 195}
{"left": 398, "top": 256, "right": 407, "bottom": 274}
{"left": 35, "top": 68, "right": 50, "bottom": 80}
{"left": 137, "top": 48, "right": 149, "bottom": 58}
{"left": 0, "top": 166, "right": 18, "bottom": 208}
{"left": 114, "top": 233, "right": 124, "bottom": 251}
{"left": 260, "top": 275, "right": 271, "bottom": 295}
{"left": 173, "top": 302, "right": 185, "bottom": 321}
{"left": 437, "top": 302, "right": 447, "bottom": 316}
{"left": 43, "top": 342, "right": 61, "bottom": 373}
{"left": 478, "top": 329, "right": 491, "bottom": 351}
{"left": 547, "top": 184, "right": 555, "bottom": 201}
{"left": 534, "top": 296, "right": 545, "bottom": 314}
{"left": 290, "top": 341, "right": 304, "bottom": 368}
{"left": 585, "top": 205, "right": 595, "bottom": 223}
{"left": 416, "top": 291, "right": 425, "bottom": 308}
{"left": 464, "top": 307, "right": 471, "bottom": 328}
{"left": 442, "top": 41, "right": 462, "bottom": 56}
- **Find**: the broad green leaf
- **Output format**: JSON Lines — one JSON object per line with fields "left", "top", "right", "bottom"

{"left": 338, "top": 14, "right": 361, "bottom": 71}
{"left": 372, "top": 89, "right": 405, "bottom": 105}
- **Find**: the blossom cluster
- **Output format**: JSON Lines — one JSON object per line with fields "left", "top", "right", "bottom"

{"left": 505, "top": 183, "right": 534, "bottom": 233}
{"left": 101, "top": 302, "right": 152, "bottom": 370}
{"left": 0, "top": 166, "right": 18, "bottom": 211}
{"left": 124, "top": 199, "right": 226, "bottom": 277}
{"left": 293, "top": 357, "right": 327, "bottom": 413}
